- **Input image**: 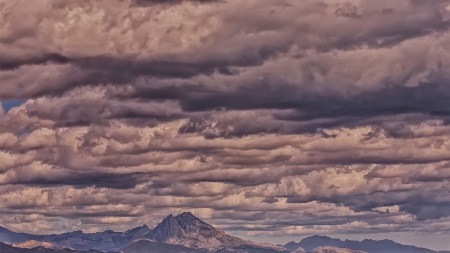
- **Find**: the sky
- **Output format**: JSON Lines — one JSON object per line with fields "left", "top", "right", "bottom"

{"left": 1, "top": 0, "right": 450, "bottom": 251}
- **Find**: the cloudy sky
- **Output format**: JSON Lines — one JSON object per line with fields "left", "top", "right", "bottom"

{"left": 2, "top": 0, "right": 450, "bottom": 251}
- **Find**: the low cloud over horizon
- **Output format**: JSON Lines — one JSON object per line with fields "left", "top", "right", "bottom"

{"left": 2, "top": 0, "right": 450, "bottom": 248}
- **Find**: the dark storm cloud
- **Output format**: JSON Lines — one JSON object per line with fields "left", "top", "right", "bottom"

{"left": 261, "top": 197, "right": 279, "bottom": 204}
{"left": 4, "top": 170, "right": 152, "bottom": 190}
{"left": 23, "top": 96, "right": 184, "bottom": 128}
{"left": 1, "top": 0, "right": 449, "bottom": 101}
{"left": 399, "top": 201, "right": 450, "bottom": 221}
{"left": 174, "top": 83, "right": 450, "bottom": 118}
{"left": 0, "top": 53, "right": 70, "bottom": 71}
{"left": 73, "top": 56, "right": 240, "bottom": 79}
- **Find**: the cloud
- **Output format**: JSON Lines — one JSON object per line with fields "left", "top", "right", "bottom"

{"left": 335, "top": 2, "right": 360, "bottom": 18}
{"left": 2, "top": 0, "right": 450, "bottom": 241}
{"left": 130, "top": 0, "right": 223, "bottom": 7}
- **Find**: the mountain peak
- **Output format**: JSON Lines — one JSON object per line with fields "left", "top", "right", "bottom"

{"left": 147, "top": 214, "right": 185, "bottom": 242}
{"left": 142, "top": 212, "right": 288, "bottom": 251}
{"left": 145, "top": 212, "right": 217, "bottom": 243}
{"left": 123, "top": 224, "right": 152, "bottom": 241}
{"left": 303, "top": 235, "right": 333, "bottom": 240}
{"left": 178, "top": 211, "right": 194, "bottom": 216}
{"left": 145, "top": 213, "right": 234, "bottom": 249}
{"left": 174, "top": 212, "right": 213, "bottom": 229}
{"left": 175, "top": 212, "right": 197, "bottom": 219}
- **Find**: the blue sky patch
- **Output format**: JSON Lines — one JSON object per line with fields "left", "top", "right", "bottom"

{"left": 1, "top": 99, "right": 27, "bottom": 112}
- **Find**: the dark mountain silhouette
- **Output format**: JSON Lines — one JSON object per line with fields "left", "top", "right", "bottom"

{"left": 284, "top": 235, "right": 450, "bottom": 253}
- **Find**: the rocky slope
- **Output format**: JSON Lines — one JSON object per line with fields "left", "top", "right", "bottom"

{"left": 12, "top": 240, "right": 60, "bottom": 249}
{"left": 284, "top": 235, "right": 450, "bottom": 253}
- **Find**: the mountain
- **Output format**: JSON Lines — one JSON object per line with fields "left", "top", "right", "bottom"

{"left": 0, "top": 225, "right": 151, "bottom": 252}
{"left": 40, "top": 225, "right": 151, "bottom": 252}
{"left": 12, "top": 240, "right": 60, "bottom": 249}
{"left": 284, "top": 235, "right": 450, "bottom": 253}
{"left": 0, "top": 226, "right": 43, "bottom": 244}
{"left": 0, "top": 213, "right": 287, "bottom": 253}
{"left": 213, "top": 244, "right": 292, "bottom": 253}
{"left": 2, "top": 214, "right": 450, "bottom": 253}
{"left": 120, "top": 238, "right": 207, "bottom": 253}
{"left": 143, "top": 212, "right": 288, "bottom": 253}
{"left": 309, "top": 246, "right": 367, "bottom": 253}
{"left": 144, "top": 212, "right": 244, "bottom": 250}
{"left": 0, "top": 241, "right": 117, "bottom": 253}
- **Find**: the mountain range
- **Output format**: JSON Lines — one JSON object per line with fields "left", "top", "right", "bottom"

{"left": 284, "top": 235, "right": 450, "bottom": 253}
{"left": 0, "top": 212, "right": 448, "bottom": 253}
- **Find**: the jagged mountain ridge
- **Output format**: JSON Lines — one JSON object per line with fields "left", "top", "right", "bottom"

{"left": 0, "top": 213, "right": 286, "bottom": 253}
{"left": 0, "top": 241, "right": 117, "bottom": 253}
{"left": 284, "top": 235, "right": 450, "bottom": 253}
{"left": 0, "top": 226, "right": 43, "bottom": 244}
{"left": 0, "top": 225, "right": 151, "bottom": 252}
{"left": 39, "top": 225, "right": 151, "bottom": 252}
{"left": 1, "top": 213, "right": 450, "bottom": 253}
